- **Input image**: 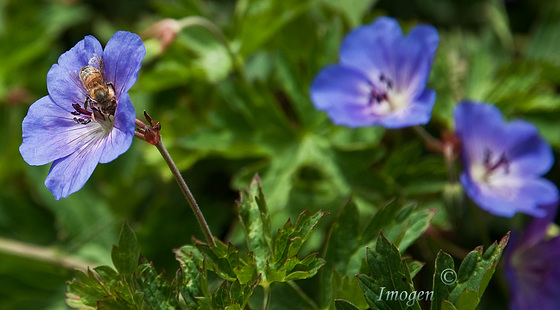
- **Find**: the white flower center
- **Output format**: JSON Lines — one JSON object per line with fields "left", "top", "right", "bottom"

{"left": 366, "top": 74, "right": 406, "bottom": 115}
{"left": 471, "top": 149, "right": 510, "bottom": 185}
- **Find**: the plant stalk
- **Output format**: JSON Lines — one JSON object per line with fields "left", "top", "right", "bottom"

{"left": 154, "top": 139, "right": 216, "bottom": 247}
{"left": 0, "top": 236, "right": 93, "bottom": 271}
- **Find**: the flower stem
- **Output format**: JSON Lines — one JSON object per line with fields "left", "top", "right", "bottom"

{"left": 154, "top": 139, "right": 216, "bottom": 247}
{"left": 0, "top": 236, "right": 93, "bottom": 271}
{"left": 263, "top": 285, "right": 271, "bottom": 310}
{"left": 412, "top": 125, "right": 443, "bottom": 151}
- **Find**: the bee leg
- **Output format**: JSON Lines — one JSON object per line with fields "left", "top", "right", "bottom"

{"left": 106, "top": 81, "right": 116, "bottom": 92}
{"left": 91, "top": 107, "right": 105, "bottom": 122}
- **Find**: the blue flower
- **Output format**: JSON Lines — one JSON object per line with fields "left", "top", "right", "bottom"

{"left": 454, "top": 101, "right": 558, "bottom": 217}
{"left": 310, "top": 17, "right": 439, "bottom": 128}
{"left": 19, "top": 31, "right": 146, "bottom": 200}
{"left": 505, "top": 203, "right": 560, "bottom": 309}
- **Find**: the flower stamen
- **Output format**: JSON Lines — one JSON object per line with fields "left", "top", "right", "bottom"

{"left": 367, "top": 74, "right": 395, "bottom": 113}
{"left": 71, "top": 102, "right": 106, "bottom": 125}
{"left": 482, "top": 149, "right": 510, "bottom": 179}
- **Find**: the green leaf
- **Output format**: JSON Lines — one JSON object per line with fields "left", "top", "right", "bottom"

{"left": 111, "top": 223, "right": 140, "bottom": 279}
{"left": 320, "top": 0, "right": 378, "bottom": 27}
{"left": 330, "top": 273, "right": 369, "bottom": 310}
{"left": 362, "top": 200, "right": 403, "bottom": 243}
{"left": 525, "top": 4, "right": 560, "bottom": 65}
{"left": 66, "top": 269, "right": 109, "bottom": 309}
{"left": 320, "top": 200, "right": 361, "bottom": 308}
{"left": 384, "top": 208, "right": 437, "bottom": 252}
{"left": 195, "top": 239, "right": 258, "bottom": 284}
{"left": 335, "top": 299, "right": 361, "bottom": 310}
{"left": 324, "top": 200, "right": 361, "bottom": 274}
{"left": 211, "top": 276, "right": 261, "bottom": 310}
{"left": 405, "top": 257, "right": 425, "bottom": 280}
{"left": 235, "top": 0, "right": 313, "bottom": 56}
{"left": 271, "top": 209, "right": 327, "bottom": 268}
{"left": 431, "top": 251, "right": 456, "bottom": 310}
{"left": 328, "top": 126, "right": 386, "bottom": 151}
{"left": 358, "top": 234, "right": 421, "bottom": 310}
{"left": 136, "top": 262, "right": 179, "bottom": 310}
{"left": 263, "top": 210, "right": 327, "bottom": 284}
{"left": 176, "top": 246, "right": 205, "bottom": 309}
{"left": 66, "top": 267, "right": 139, "bottom": 309}
{"left": 431, "top": 233, "right": 510, "bottom": 310}
{"left": 237, "top": 174, "right": 272, "bottom": 280}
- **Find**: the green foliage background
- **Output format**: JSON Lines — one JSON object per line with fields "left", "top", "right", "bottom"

{"left": 1, "top": 0, "right": 560, "bottom": 309}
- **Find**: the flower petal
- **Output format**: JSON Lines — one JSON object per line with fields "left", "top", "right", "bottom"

{"left": 454, "top": 101, "right": 507, "bottom": 165}
{"left": 98, "top": 92, "right": 136, "bottom": 164}
{"left": 102, "top": 31, "right": 146, "bottom": 97}
{"left": 19, "top": 96, "right": 107, "bottom": 166}
{"left": 339, "top": 17, "right": 402, "bottom": 81}
{"left": 47, "top": 35, "right": 103, "bottom": 111}
{"left": 393, "top": 25, "right": 439, "bottom": 99}
{"left": 310, "top": 65, "right": 371, "bottom": 111}
{"left": 517, "top": 203, "right": 558, "bottom": 249}
{"left": 461, "top": 172, "right": 556, "bottom": 217}
{"left": 44, "top": 137, "right": 105, "bottom": 200}
{"left": 504, "top": 120, "right": 554, "bottom": 176}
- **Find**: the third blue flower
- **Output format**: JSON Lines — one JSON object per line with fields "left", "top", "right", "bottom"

{"left": 454, "top": 101, "right": 558, "bottom": 217}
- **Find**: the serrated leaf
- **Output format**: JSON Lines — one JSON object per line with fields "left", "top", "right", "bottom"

{"left": 176, "top": 246, "right": 205, "bottom": 309}
{"left": 431, "top": 251, "right": 456, "bottom": 310}
{"left": 111, "top": 223, "right": 140, "bottom": 279}
{"left": 448, "top": 233, "right": 510, "bottom": 308}
{"left": 431, "top": 233, "right": 510, "bottom": 310}
{"left": 211, "top": 276, "right": 261, "bottom": 310}
{"left": 358, "top": 234, "right": 421, "bottom": 310}
{"left": 66, "top": 269, "right": 108, "bottom": 309}
{"left": 136, "top": 262, "right": 179, "bottom": 310}
{"left": 237, "top": 174, "right": 272, "bottom": 280}
{"left": 262, "top": 210, "right": 327, "bottom": 283}
{"left": 66, "top": 266, "right": 139, "bottom": 309}
{"left": 196, "top": 239, "right": 257, "bottom": 284}
{"left": 271, "top": 210, "right": 327, "bottom": 269}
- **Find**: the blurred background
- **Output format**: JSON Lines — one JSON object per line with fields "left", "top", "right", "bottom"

{"left": 2, "top": 0, "right": 560, "bottom": 309}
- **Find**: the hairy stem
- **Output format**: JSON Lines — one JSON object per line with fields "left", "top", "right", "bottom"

{"left": 154, "top": 139, "right": 216, "bottom": 247}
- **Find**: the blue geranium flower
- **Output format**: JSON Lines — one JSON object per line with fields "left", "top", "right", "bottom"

{"left": 310, "top": 17, "right": 439, "bottom": 128}
{"left": 454, "top": 101, "right": 558, "bottom": 217}
{"left": 505, "top": 203, "right": 560, "bottom": 309}
{"left": 19, "top": 31, "right": 146, "bottom": 200}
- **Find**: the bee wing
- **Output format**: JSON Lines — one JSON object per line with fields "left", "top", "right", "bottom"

{"left": 88, "top": 54, "right": 102, "bottom": 69}
{"left": 68, "top": 69, "right": 89, "bottom": 100}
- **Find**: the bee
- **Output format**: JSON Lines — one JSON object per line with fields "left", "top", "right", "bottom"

{"left": 79, "top": 56, "right": 117, "bottom": 117}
